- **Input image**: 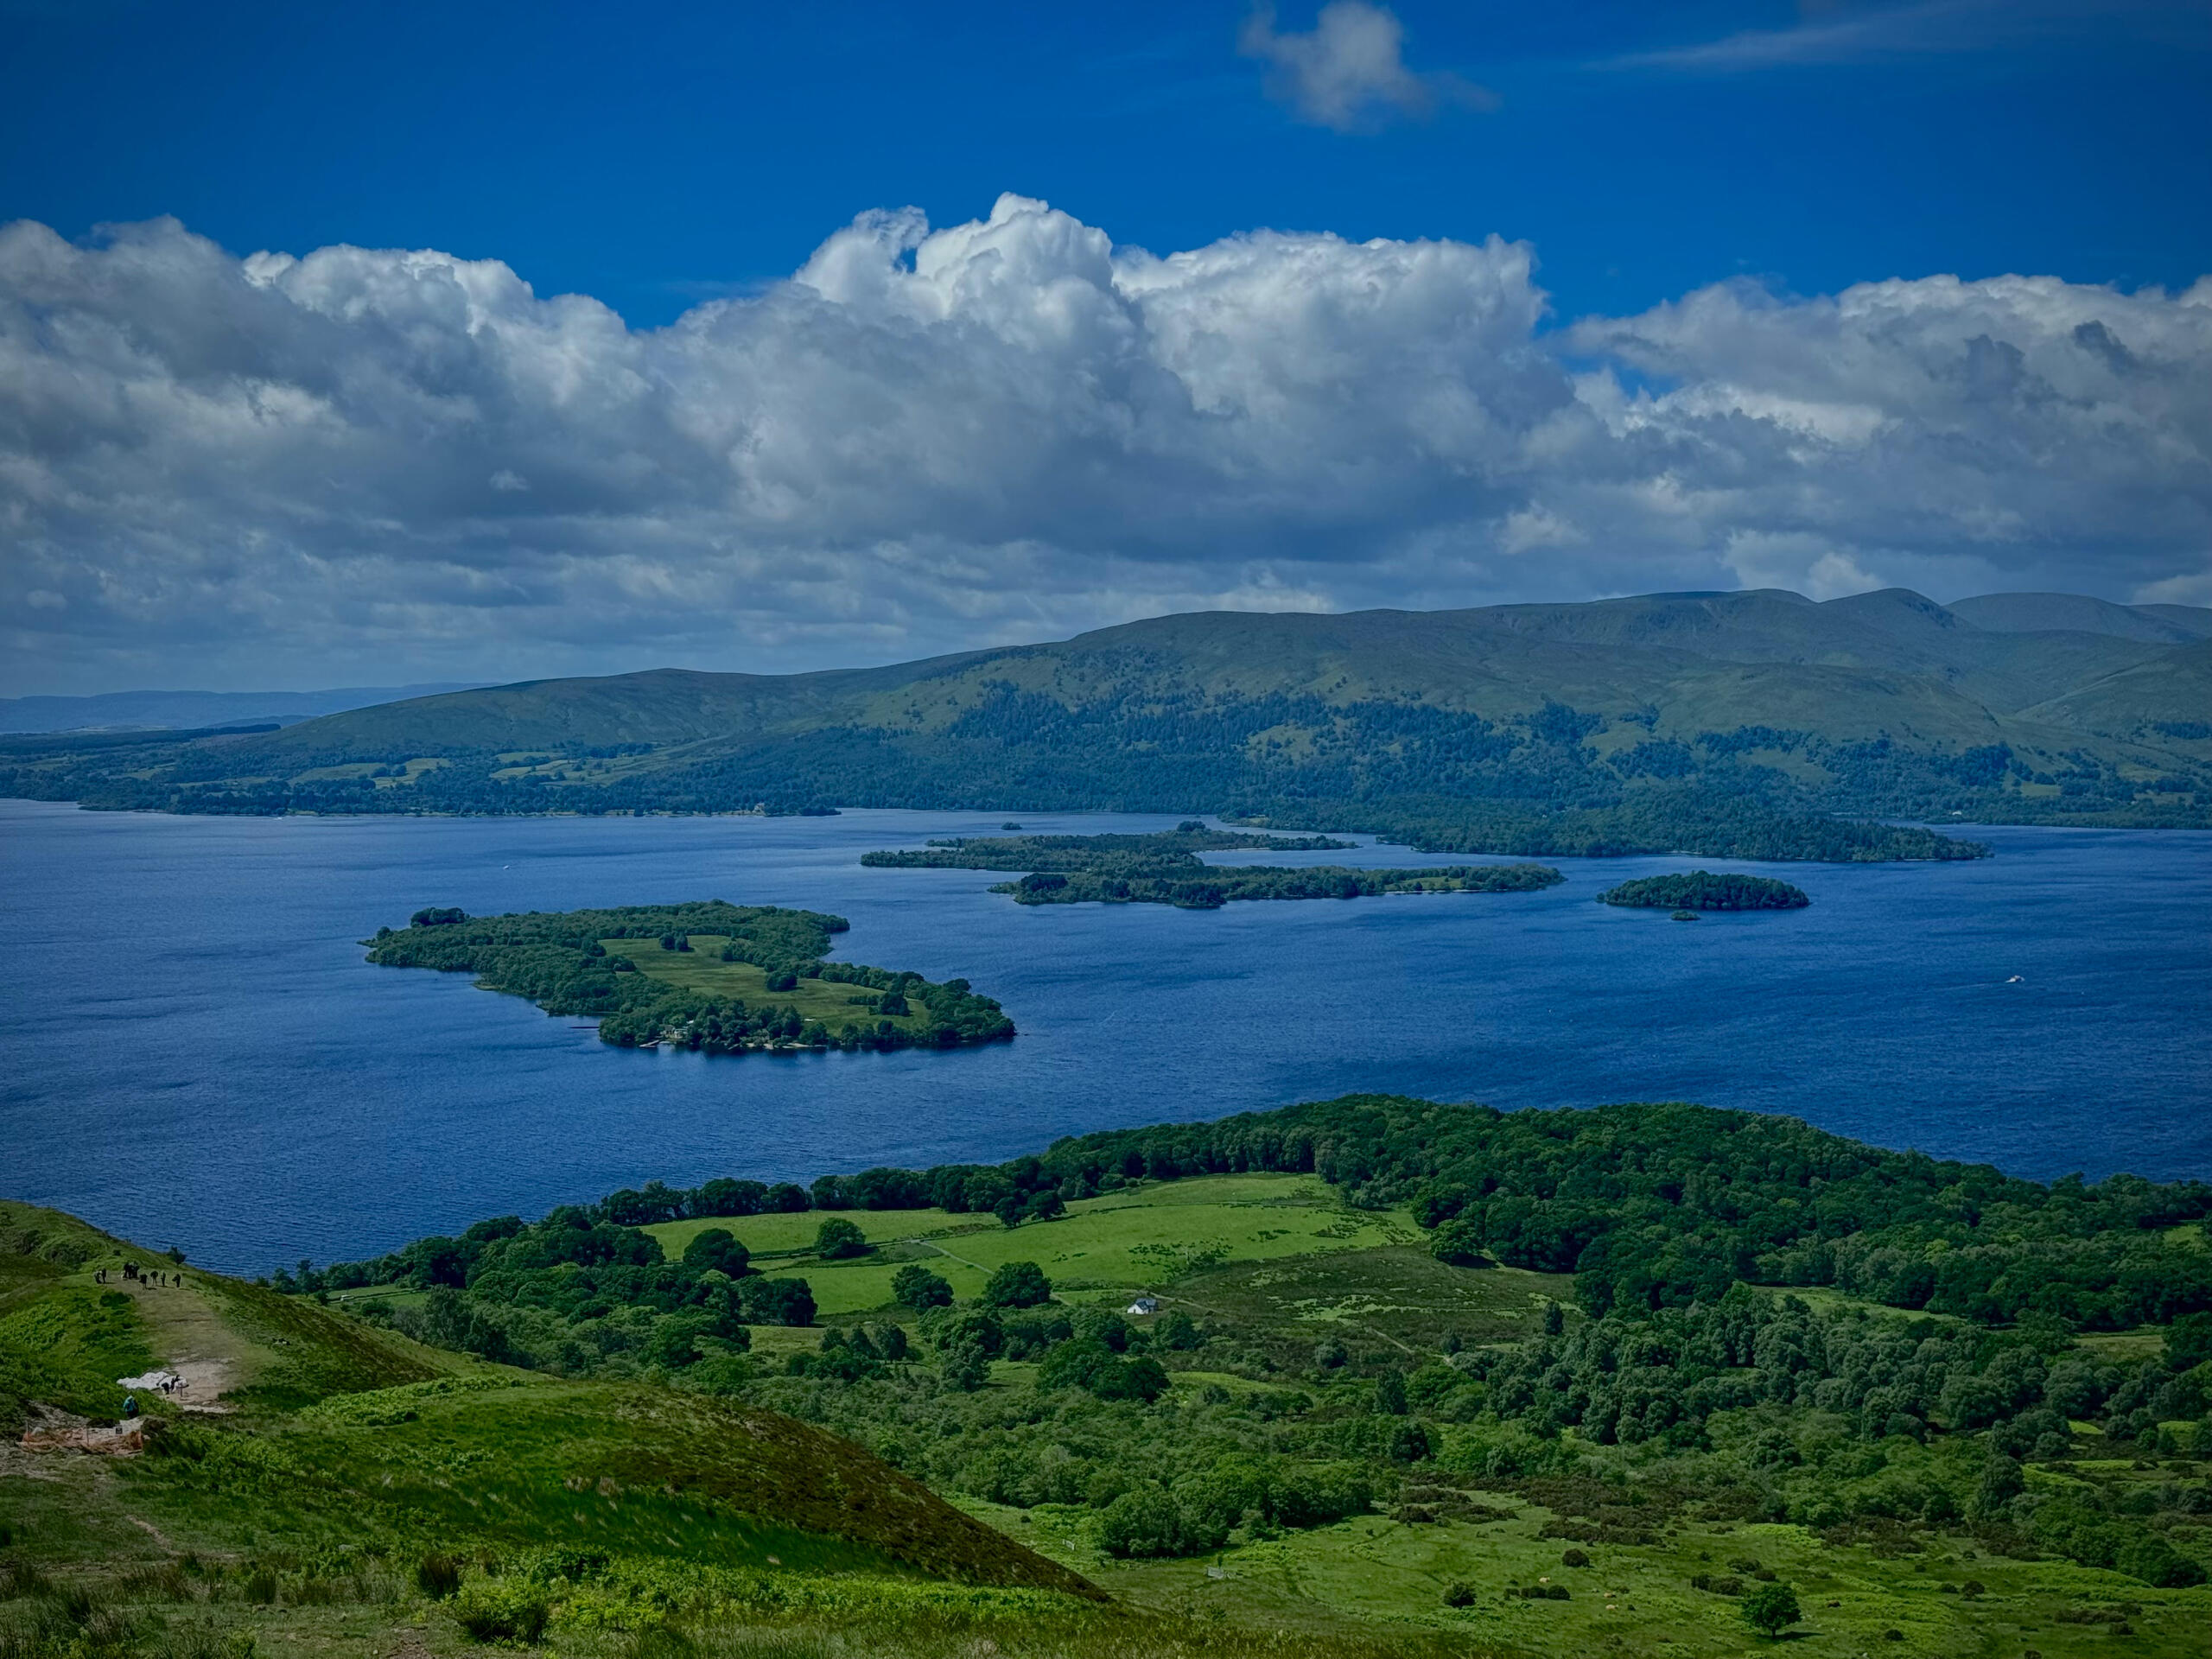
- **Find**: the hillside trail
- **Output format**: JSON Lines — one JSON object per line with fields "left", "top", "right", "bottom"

{"left": 103, "top": 1271, "right": 245, "bottom": 1411}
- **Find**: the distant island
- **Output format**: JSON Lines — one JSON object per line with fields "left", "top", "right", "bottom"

{"left": 1599, "top": 871, "right": 1811, "bottom": 911}
{"left": 365, "top": 900, "right": 1014, "bottom": 1053}
{"left": 861, "top": 828, "right": 1563, "bottom": 908}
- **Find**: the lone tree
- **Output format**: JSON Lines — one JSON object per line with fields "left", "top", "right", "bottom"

{"left": 1741, "top": 1581, "right": 1802, "bottom": 1638}
{"left": 813, "top": 1217, "right": 868, "bottom": 1260}
{"left": 982, "top": 1260, "right": 1052, "bottom": 1308}
{"left": 682, "top": 1229, "right": 750, "bottom": 1277}
{"left": 891, "top": 1264, "right": 953, "bottom": 1309}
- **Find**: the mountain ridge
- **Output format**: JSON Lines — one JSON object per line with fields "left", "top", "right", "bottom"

{"left": 3, "top": 587, "right": 2206, "bottom": 846}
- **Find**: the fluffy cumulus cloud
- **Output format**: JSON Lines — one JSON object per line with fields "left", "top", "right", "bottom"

{"left": 2, "top": 194, "right": 2209, "bottom": 690}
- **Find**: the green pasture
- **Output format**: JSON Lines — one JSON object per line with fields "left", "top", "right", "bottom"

{"left": 1103, "top": 1509, "right": 2206, "bottom": 1658}
{"left": 614, "top": 934, "right": 932, "bottom": 1032}
{"left": 645, "top": 1174, "right": 1424, "bottom": 1317}
{"left": 1179, "top": 1244, "right": 1572, "bottom": 1352}
{"left": 968, "top": 1488, "right": 2209, "bottom": 1659}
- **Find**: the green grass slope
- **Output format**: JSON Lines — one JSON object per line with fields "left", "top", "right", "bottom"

{"left": 5, "top": 1209, "right": 1531, "bottom": 1659}
{"left": 0, "top": 1205, "right": 1099, "bottom": 1589}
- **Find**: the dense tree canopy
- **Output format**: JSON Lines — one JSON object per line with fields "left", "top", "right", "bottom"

{"left": 865, "top": 831, "right": 1562, "bottom": 908}
{"left": 1599, "top": 872, "right": 1811, "bottom": 911}
{"left": 296, "top": 1091, "right": 2212, "bottom": 1587}
{"left": 364, "top": 900, "right": 1013, "bottom": 1055}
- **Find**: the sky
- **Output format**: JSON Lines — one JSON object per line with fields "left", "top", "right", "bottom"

{"left": 2, "top": 0, "right": 2209, "bottom": 693}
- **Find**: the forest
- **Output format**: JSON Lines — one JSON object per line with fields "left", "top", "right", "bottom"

{"left": 862, "top": 829, "right": 1564, "bottom": 907}
{"left": 365, "top": 900, "right": 1014, "bottom": 1054}
{"left": 0, "top": 699, "right": 2045, "bottom": 863}
{"left": 1597, "top": 873, "right": 1811, "bottom": 911}
{"left": 287, "top": 1096, "right": 2212, "bottom": 1605}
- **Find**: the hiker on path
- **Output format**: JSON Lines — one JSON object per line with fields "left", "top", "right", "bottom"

{"left": 122, "top": 1394, "right": 137, "bottom": 1420}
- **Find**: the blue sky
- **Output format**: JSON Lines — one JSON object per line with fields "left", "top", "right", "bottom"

{"left": 9, "top": 1, "right": 2207, "bottom": 328}
{"left": 3, "top": 1, "right": 2209, "bottom": 690}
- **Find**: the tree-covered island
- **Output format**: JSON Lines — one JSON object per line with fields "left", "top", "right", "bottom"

{"left": 365, "top": 900, "right": 1014, "bottom": 1053}
{"left": 1599, "top": 871, "right": 1812, "bottom": 911}
{"left": 861, "top": 829, "right": 1563, "bottom": 908}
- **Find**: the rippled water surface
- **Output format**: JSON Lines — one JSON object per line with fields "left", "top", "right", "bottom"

{"left": 3, "top": 798, "right": 2206, "bottom": 1273}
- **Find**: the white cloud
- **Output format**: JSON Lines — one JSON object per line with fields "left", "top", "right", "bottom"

{"left": 2136, "top": 568, "right": 2212, "bottom": 607}
{"left": 1237, "top": 2, "right": 1494, "bottom": 132}
{"left": 1605, "top": 0, "right": 2209, "bottom": 73}
{"left": 1, "top": 197, "right": 2209, "bottom": 692}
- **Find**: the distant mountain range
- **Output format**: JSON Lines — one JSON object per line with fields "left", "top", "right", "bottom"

{"left": 0, "top": 683, "right": 488, "bottom": 734}
{"left": 4, "top": 589, "right": 2207, "bottom": 859}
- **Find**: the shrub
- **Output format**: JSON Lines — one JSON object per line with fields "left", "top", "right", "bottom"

{"left": 1442, "top": 1580, "right": 1477, "bottom": 1608}
{"left": 452, "top": 1581, "right": 551, "bottom": 1644}
{"left": 1430, "top": 1219, "right": 1485, "bottom": 1267}
{"left": 416, "top": 1557, "right": 464, "bottom": 1610}
{"left": 1155, "top": 1309, "right": 1199, "bottom": 1350}
{"left": 1098, "top": 1487, "right": 1186, "bottom": 1558}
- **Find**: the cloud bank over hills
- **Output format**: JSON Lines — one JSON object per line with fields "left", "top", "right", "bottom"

{"left": 3, "top": 194, "right": 2209, "bottom": 692}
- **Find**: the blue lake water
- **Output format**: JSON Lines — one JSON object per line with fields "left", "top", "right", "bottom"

{"left": 2, "top": 797, "right": 2207, "bottom": 1274}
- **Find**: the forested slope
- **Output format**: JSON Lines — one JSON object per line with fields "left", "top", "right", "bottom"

{"left": 6, "top": 588, "right": 2209, "bottom": 855}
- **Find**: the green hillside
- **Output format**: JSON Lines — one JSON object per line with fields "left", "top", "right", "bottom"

{"left": 0, "top": 1201, "right": 1219, "bottom": 1659}
{"left": 238, "top": 1097, "right": 2212, "bottom": 1657}
{"left": 4, "top": 588, "right": 2209, "bottom": 850}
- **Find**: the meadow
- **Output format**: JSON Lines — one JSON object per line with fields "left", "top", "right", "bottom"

{"left": 620, "top": 935, "right": 933, "bottom": 1038}
{"left": 645, "top": 1174, "right": 1461, "bottom": 1318}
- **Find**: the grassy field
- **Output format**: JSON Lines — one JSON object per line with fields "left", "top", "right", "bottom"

{"left": 645, "top": 1174, "right": 1446, "bottom": 1318}
{"left": 613, "top": 933, "right": 934, "bottom": 1034}
{"left": 1019, "top": 1501, "right": 2209, "bottom": 1658}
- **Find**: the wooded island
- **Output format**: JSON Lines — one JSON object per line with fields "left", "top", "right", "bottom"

{"left": 1598, "top": 871, "right": 1812, "bottom": 911}
{"left": 366, "top": 900, "right": 1014, "bottom": 1054}
{"left": 862, "top": 828, "right": 1564, "bottom": 909}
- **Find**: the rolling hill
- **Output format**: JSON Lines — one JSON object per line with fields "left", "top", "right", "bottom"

{"left": 0, "top": 1198, "right": 1102, "bottom": 1643}
{"left": 3, "top": 588, "right": 2207, "bottom": 852}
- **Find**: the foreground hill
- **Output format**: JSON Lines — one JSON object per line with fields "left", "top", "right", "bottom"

{"left": 13, "top": 1088, "right": 2212, "bottom": 1656}
{"left": 4, "top": 588, "right": 2209, "bottom": 853}
{"left": 0, "top": 1199, "right": 1125, "bottom": 1659}
{"left": 279, "top": 1096, "right": 2212, "bottom": 1655}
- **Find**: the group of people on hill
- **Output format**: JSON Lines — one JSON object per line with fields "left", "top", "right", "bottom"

{"left": 95, "top": 1261, "right": 181, "bottom": 1287}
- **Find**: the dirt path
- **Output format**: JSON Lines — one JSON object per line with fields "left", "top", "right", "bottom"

{"left": 104, "top": 1273, "right": 255, "bottom": 1411}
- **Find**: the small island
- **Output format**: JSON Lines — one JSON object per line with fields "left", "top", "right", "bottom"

{"left": 366, "top": 900, "right": 1014, "bottom": 1054}
{"left": 1599, "top": 871, "right": 1810, "bottom": 911}
{"left": 862, "top": 829, "right": 1563, "bottom": 909}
